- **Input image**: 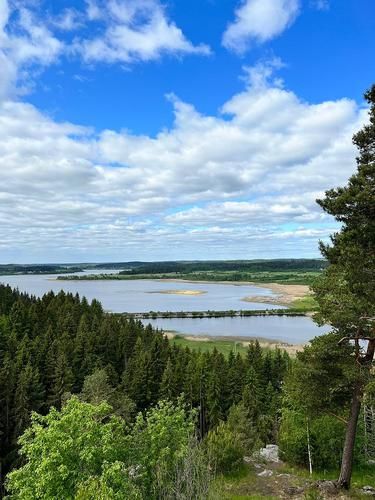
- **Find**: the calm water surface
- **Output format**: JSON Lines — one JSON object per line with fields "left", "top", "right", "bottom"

{"left": 1, "top": 272, "right": 278, "bottom": 313}
{"left": 143, "top": 316, "right": 330, "bottom": 344}
{"left": 1, "top": 272, "right": 327, "bottom": 343}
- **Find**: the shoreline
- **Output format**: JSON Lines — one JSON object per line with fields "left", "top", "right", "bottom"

{"left": 126, "top": 278, "right": 311, "bottom": 306}
{"left": 51, "top": 275, "right": 312, "bottom": 309}
{"left": 164, "top": 331, "right": 305, "bottom": 356}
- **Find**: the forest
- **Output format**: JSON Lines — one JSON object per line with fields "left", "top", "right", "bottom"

{"left": 0, "top": 265, "right": 83, "bottom": 276}
{"left": 0, "top": 283, "right": 290, "bottom": 497}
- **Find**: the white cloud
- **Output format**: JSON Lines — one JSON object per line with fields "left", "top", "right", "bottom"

{"left": 223, "top": 0, "right": 300, "bottom": 53}
{"left": 0, "top": 60, "right": 367, "bottom": 261}
{"left": 49, "top": 8, "right": 84, "bottom": 31}
{"left": 75, "top": 0, "right": 211, "bottom": 64}
{"left": 0, "top": 0, "right": 209, "bottom": 101}
{"left": 0, "top": 0, "right": 64, "bottom": 99}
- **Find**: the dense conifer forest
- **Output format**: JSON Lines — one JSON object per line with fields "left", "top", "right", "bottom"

{"left": 0, "top": 283, "right": 289, "bottom": 497}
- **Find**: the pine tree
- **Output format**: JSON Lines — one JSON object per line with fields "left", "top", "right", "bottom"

{"left": 312, "top": 85, "right": 375, "bottom": 489}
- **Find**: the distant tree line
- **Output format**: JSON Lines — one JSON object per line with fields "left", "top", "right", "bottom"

{"left": 0, "top": 264, "right": 82, "bottom": 275}
{"left": 119, "top": 259, "right": 327, "bottom": 275}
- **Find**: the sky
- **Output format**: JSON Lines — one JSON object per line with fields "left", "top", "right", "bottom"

{"left": 0, "top": 0, "right": 374, "bottom": 263}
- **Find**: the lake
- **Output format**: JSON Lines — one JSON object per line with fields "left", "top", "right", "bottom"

{"left": 0, "top": 272, "right": 327, "bottom": 343}
{"left": 143, "top": 316, "right": 330, "bottom": 344}
{"left": 0, "top": 272, "right": 280, "bottom": 313}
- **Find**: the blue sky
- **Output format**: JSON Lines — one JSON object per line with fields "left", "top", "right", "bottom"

{"left": 0, "top": 0, "right": 373, "bottom": 263}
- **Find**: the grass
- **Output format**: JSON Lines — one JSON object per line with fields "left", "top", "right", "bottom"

{"left": 211, "top": 463, "right": 375, "bottom": 499}
{"left": 212, "top": 466, "right": 281, "bottom": 499}
{"left": 172, "top": 335, "right": 249, "bottom": 356}
{"left": 289, "top": 295, "right": 319, "bottom": 312}
{"left": 281, "top": 464, "right": 375, "bottom": 488}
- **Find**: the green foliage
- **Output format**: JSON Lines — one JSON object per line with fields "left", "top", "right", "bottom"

{"left": 6, "top": 397, "right": 200, "bottom": 499}
{"left": 60, "top": 268, "right": 322, "bottom": 286}
{"left": 130, "top": 399, "right": 196, "bottom": 497}
{"left": 279, "top": 409, "right": 309, "bottom": 466}
{"left": 79, "top": 369, "right": 136, "bottom": 421}
{"left": 279, "top": 86, "right": 375, "bottom": 489}
{"left": 279, "top": 410, "right": 347, "bottom": 470}
{"left": 309, "top": 415, "right": 345, "bottom": 470}
{"left": 289, "top": 295, "right": 319, "bottom": 312}
{"left": 74, "top": 462, "right": 143, "bottom": 499}
{"left": 226, "top": 402, "right": 258, "bottom": 455}
{"left": 6, "top": 397, "right": 130, "bottom": 499}
{"left": 173, "top": 336, "right": 249, "bottom": 357}
{"left": 313, "top": 86, "right": 375, "bottom": 336}
{"left": 205, "top": 421, "right": 244, "bottom": 474}
{"left": 157, "top": 438, "right": 213, "bottom": 500}
{"left": 0, "top": 283, "right": 290, "bottom": 494}
{"left": 285, "top": 332, "right": 357, "bottom": 415}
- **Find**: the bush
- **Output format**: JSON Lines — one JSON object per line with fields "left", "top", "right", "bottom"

{"left": 279, "top": 409, "right": 308, "bottom": 466}
{"left": 279, "top": 410, "right": 365, "bottom": 471}
{"left": 205, "top": 421, "right": 243, "bottom": 474}
{"left": 6, "top": 397, "right": 200, "bottom": 499}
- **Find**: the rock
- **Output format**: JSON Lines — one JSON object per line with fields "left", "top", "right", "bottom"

{"left": 257, "top": 444, "right": 279, "bottom": 463}
{"left": 257, "top": 469, "right": 273, "bottom": 477}
{"left": 284, "top": 486, "right": 304, "bottom": 496}
{"left": 316, "top": 480, "right": 338, "bottom": 495}
{"left": 361, "top": 485, "right": 375, "bottom": 496}
{"left": 243, "top": 456, "right": 252, "bottom": 464}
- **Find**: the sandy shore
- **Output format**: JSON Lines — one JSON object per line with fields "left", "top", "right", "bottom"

{"left": 147, "top": 289, "right": 206, "bottom": 296}
{"left": 242, "top": 283, "right": 310, "bottom": 306}
{"left": 164, "top": 331, "right": 304, "bottom": 356}
{"left": 156, "top": 278, "right": 310, "bottom": 306}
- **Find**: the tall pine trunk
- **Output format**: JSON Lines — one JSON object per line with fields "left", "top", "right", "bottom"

{"left": 337, "top": 381, "right": 363, "bottom": 489}
{"left": 338, "top": 338, "right": 375, "bottom": 489}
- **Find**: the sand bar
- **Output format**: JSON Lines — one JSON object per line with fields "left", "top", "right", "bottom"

{"left": 155, "top": 279, "right": 310, "bottom": 306}
{"left": 147, "top": 289, "right": 207, "bottom": 296}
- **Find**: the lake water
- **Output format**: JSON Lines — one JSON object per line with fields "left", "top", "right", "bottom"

{"left": 0, "top": 271, "right": 279, "bottom": 313}
{"left": 143, "top": 316, "right": 330, "bottom": 344}
{"left": 0, "top": 272, "right": 327, "bottom": 343}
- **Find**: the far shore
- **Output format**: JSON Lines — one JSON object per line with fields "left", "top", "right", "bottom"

{"left": 164, "top": 330, "right": 305, "bottom": 356}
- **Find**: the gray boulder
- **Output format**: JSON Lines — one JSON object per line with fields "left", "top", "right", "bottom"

{"left": 257, "top": 444, "right": 279, "bottom": 463}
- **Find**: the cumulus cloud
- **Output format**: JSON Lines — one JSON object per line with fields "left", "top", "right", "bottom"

{"left": 0, "top": 59, "right": 366, "bottom": 261}
{"left": 0, "top": 0, "right": 64, "bottom": 98}
{"left": 0, "top": 0, "right": 209, "bottom": 101}
{"left": 223, "top": 0, "right": 300, "bottom": 53}
{"left": 75, "top": 0, "right": 211, "bottom": 64}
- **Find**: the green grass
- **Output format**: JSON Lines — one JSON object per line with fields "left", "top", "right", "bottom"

{"left": 281, "top": 464, "right": 375, "bottom": 490}
{"left": 289, "top": 295, "right": 319, "bottom": 312}
{"left": 212, "top": 467, "right": 280, "bottom": 499}
{"left": 212, "top": 463, "right": 375, "bottom": 499}
{"left": 172, "top": 335, "right": 249, "bottom": 356}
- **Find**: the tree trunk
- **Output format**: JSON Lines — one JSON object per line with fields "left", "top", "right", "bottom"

{"left": 337, "top": 381, "right": 363, "bottom": 489}
{"left": 338, "top": 338, "right": 375, "bottom": 489}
